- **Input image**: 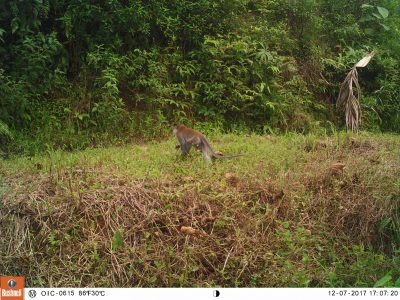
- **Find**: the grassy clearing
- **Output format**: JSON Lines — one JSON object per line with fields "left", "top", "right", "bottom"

{"left": 0, "top": 132, "right": 399, "bottom": 287}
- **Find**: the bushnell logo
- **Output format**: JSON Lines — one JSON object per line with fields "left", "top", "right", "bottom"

{"left": 0, "top": 276, "right": 25, "bottom": 300}
{"left": 7, "top": 280, "right": 17, "bottom": 288}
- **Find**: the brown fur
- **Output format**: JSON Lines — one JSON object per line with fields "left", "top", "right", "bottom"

{"left": 173, "top": 124, "right": 243, "bottom": 163}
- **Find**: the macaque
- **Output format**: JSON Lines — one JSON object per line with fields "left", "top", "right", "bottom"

{"left": 173, "top": 124, "right": 243, "bottom": 163}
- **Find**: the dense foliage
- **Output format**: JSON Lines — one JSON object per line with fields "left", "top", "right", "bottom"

{"left": 0, "top": 0, "right": 399, "bottom": 153}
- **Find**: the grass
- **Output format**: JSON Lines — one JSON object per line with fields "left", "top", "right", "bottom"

{"left": 0, "top": 132, "right": 399, "bottom": 287}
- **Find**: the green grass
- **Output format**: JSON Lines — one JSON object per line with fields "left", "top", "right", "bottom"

{"left": 0, "top": 132, "right": 399, "bottom": 287}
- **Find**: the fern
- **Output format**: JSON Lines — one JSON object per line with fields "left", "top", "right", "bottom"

{"left": 39, "top": 0, "right": 50, "bottom": 18}
{"left": 0, "top": 121, "right": 13, "bottom": 140}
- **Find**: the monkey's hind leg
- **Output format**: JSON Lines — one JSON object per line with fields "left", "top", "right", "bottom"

{"left": 180, "top": 142, "right": 192, "bottom": 159}
{"left": 202, "top": 147, "right": 213, "bottom": 164}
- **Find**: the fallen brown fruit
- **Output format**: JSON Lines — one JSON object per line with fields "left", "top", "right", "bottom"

{"left": 330, "top": 163, "right": 346, "bottom": 175}
{"left": 180, "top": 226, "right": 200, "bottom": 235}
{"left": 225, "top": 172, "right": 238, "bottom": 186}
{"left": 183, "top": 176, "right": 194, "bottom": 182}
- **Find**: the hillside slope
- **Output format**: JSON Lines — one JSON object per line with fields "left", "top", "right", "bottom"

{"left": 1, "top": 133, "right": 399, "bottom": 287}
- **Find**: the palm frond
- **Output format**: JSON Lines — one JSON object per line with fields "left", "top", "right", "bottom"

{"left": 336, "top": 51, "right": 375, "bottom": 132}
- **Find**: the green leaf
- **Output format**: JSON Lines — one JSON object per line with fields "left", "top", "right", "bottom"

{"left": 111, "top": 230, "right": 123, "bottom": 252}
{"left": 259, "top": 82, "right": 265, "bottom": 93}
{"left": 378, "top": 217, "right": 391, "bottom": 233}
{"left": 380, "top": 23, "right": 390, "bottom": 31}
{"left": 0, "top": 121, "right": 13, "bottom": 140}
{"left": 359, "top": 15, "right": 375, "bottom": 22}
{"left": 374, "top": 273, "right": 392, "bottom": 287}
{"left": 11, "top": 18, "right": 19, "bottom": 33}
{"left": 361, "top": 4, "right": 373, "bottom": 9}
{"left": 364, "top": 28, "right": 374, "bottom": 35}
{"left": 377, "top": 6, "right": 389, "bottom": 19}
{"left": 372, "top": 13, "right": 382, "bottom": 19}
{"left": 0, "top": 28, "right": 5, "bottom": 42}
{"left": 395, "top": 277, "right": 400, "bottom": 287}
{"left": 283, "top": 221, "right": 290, "bottom": 229}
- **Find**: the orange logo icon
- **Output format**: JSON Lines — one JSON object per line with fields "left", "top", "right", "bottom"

{"left": 0, "top": 276, "right": 24, "bottom": 300}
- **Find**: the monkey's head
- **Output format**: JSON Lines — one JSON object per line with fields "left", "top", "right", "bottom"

{"left": 172, "top": 123, "right": 185, "bottom": 135}
{"left": 172, "top": 122, "right": 179, "bottom": 135}
{"left": 172, "top": 122, "right": 184, "bottom": 130}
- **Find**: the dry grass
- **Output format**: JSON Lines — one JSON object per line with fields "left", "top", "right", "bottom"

{"left": 0, "top": 132, "right": 399, "bottom": 287}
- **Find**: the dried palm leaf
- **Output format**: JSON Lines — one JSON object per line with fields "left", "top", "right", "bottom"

{"left": 355, "top": 51, "right": 375, "bottom": 68}
{"left": 336, "top": 51, "right": 375, "bottom": 132}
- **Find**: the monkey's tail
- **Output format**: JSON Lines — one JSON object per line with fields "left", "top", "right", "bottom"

{"left": 201, "top": 136, "right": 244, "bottom": 159}
{"left": 212, "top": 153, "right": 244, "bottom": 159}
